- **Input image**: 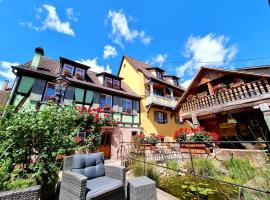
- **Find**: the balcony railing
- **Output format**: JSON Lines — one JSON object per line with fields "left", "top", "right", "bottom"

{"left": 181, "top": 79, "right": 270, "bottom": 114}
{"left": 146, "top": 94, "right": 178, "bottom": 108}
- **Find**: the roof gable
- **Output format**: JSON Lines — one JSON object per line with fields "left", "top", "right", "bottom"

{"left": 176, "top": 66, "right": 270, "bottom": 108}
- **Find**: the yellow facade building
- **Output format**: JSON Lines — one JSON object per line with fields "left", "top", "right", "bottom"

{"left": 118, "top": 55, "right": 189, "bottom": 139}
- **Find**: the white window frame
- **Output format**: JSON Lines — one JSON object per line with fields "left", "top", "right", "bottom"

{"left": 62, "top": 64, "right": 74, "bottom": 76}
{"left": 123, "top": 98, "right": 132, "bottom": 114}
{"left": 74, "top": 68, "right": 85, "bottom": 79}
{"left": 104, "top": 77, "right": 113, "bottom": 87}
{"left": 100, "top": 94, "right": 112, "bottom": 110}
{"left": 113, "top": 79, "right": 120, "bottom": 89}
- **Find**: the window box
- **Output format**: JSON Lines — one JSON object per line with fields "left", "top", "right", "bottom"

{"left": 74, "top": 73, "right": 84, "bottom": 81}
{"left": 63, "top": 70, "right": 72, "bottom": 77}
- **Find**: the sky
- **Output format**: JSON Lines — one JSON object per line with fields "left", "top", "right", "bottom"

{"left": 0, "top": 1, "right": 270, "bottom": 88}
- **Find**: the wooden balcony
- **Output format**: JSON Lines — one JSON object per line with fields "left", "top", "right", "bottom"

{"left": 181, "top": 79, "right": 270, "bottom": 115}
{"left": 146, "top": 94, "right": 178, "bottom": 108}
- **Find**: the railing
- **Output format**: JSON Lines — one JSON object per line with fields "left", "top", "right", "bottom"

{"left": 181, "top": 79, "right": 270, "bottom": 114}
{"left": 146, "top": 94, "right": 178, "bottom": 108}
{"left": 120, "top": 141, "right": 270, "bottom": 200}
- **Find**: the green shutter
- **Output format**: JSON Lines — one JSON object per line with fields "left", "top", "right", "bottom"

{"left": 92, "top": 92, "right": 100, "bottom": 108}
{"left": 13, "top": 94, "right": 24, "bottom": 108}
{"left": 113, "top": 96, "right": 119, "bottom": 112}
{"left": 113, "top": 113, "right": 121, "bottom": 121}
{"left": 75, "top": 88, "right": 84, "bottom": 103}
{"left": 29, "top": 79, "right": 46, "bottom": 101}
{"left": 85, "top": 90, "right": 94, "bottom": 104}
{"left": 17, "top": 76, "right": 35, "bottom": 94}
{"left": 132, "top": 100, "right": 139, "bottom": 114}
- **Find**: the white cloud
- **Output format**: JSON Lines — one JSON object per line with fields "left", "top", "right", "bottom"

{"left": 107, "top": 10, "right": 152, "bottom": 47}
{"left": 151, "top": 54, "right": 167, "bottom": 66}
{"left": 20, "top": 4, "right": 75, "bottom": 37}
{"left": 0, "top": 61, "right": 19, "bottom": 80}
{"left": 181, "top": 79, "right": 192, "bottom": 89}
{"left": 103, "top": 45, "right": 117, "bottom": 59}
{"left": 66, "top": 8, "right": 78, "bottom": 22}
{"left": 176, "top": 33, "right": 237, "bottom": 78}
{"left": 77, "top": 58, "right": 112, "bottom": 73}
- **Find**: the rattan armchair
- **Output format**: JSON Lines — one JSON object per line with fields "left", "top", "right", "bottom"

{"left": 59, "top": 153, "right": 126, "bottom": 200}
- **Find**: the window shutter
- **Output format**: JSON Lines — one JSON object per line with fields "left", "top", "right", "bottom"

{"left": 64, "top": 86, "right": 75, "bottom": 105}
{"left": 75, "top": 88, "right": 85, "bottom": 103}
{"left": 85, "top": 90, "right": 94, "bottom": 104}
{"left": 132, "top": 100, "right": 139, "bottom": 114}
{"left": 92, "top": 92, "right": 100, "bottom": 108}
{"left": 29, "top": 79, "right": 46, "bottom": 101}
{"left": 113, "top": 96, "right": 119, "bottom": 112}
{"left": 118, "top": 97, "right": 123, "bottom": 112}
{"left": 154, "top": 112, "right": 158, "bottom": 122}
{"left": 164, "top": 113, "right": 168, "bottom": 124}
{"left": 17, "top": 76, "right": 35, "bottom": 94}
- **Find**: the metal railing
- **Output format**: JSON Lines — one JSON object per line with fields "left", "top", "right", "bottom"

{"left": 120, "top": 141, "right": 270, "bottom": 200}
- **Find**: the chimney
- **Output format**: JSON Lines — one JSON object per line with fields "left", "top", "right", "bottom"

{"left": 31, "top": 47, "right": 44, "bottom": 68}
{"left": 2, "top": 80, "right": 9, "bottom": 91}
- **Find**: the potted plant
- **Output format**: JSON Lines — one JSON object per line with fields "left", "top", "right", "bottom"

{"left": 187, "top": 94, "right": 197, "bottom": 101}
{"left": 103, "top": 104, "right": 111, "bottom": 112}
{"left": 213, "top": 83, "right": 227, "bottom": 93}
{"left": 173, "top": 128, "right": 189, "bottom": 142}
{"left": 229, "top": 78, "right": 244, "bottom": 89}
{"left": 63, "top": 69, "right": 71, "bottom": 77}
{"left": 74, "top": 72, "right": 84, "bottom": 80}
{"left": 196, "top": 91, "right": 208, "bottom": 99}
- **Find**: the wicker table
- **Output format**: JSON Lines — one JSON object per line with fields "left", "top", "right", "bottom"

{"left": 127, "top": 176, "right": 157, "bottom": 200}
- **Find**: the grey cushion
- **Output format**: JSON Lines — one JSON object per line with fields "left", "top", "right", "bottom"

{"left": 86, "top": 176, "right": 123, "bottom": 199}
{"left": 70, "top": 153, "right": 105, "bottom": 180}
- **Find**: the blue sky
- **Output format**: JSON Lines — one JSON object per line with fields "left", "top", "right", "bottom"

{"left": 0, "top": 0, "right": 270, "bottom": 88}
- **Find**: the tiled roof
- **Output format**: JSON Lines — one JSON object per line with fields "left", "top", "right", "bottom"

{"left": 123, "top": 55, "right": 185, "bottom": 91}
{"left": 14, "top": 56, "right": 140, "bottom": 99}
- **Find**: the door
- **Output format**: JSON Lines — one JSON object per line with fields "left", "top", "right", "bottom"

{"left": 97, "top": 132, "right": 111, "bottom": 159}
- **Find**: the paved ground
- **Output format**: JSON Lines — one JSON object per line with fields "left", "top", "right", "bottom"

{"left": 105, "top": 159, "right": 179, "bottom": 200}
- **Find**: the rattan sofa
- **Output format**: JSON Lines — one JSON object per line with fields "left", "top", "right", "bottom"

{"left": 59, "top": 153, "right": 126, "bottom": 200}
{"left": 0, "top": 185, "right": 40, "bottom": 200}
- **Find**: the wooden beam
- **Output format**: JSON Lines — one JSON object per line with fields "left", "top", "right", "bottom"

{"left": 207, "top": 82, "right": 214, "bottom": 95}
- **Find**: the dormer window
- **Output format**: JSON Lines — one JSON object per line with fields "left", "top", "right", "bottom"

{"left": 156, "top": 71, "right": 163, "bottom": 79}
{"left": 74, "top": 68, "right": 85, "bottom": 81}
{"left": 104, "top": 77, "right": 113, "bottom": 87}
{"left": 173, "top": 79, "right": 179, "bottom": 86}
{"left": 113, "top": 79, "right": 120, "bottom": 89}
{"left": 62, "top": 64, "right": 74, "bottom": 77}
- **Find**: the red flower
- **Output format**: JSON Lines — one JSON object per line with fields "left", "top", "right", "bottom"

{"left": 104, "top": 113, "right": 109, "bottom": 118}
{"left": 74, "top": 135, "right": 83, "bottom": 143}
{"left": 97, "top": 107, "right": 102, "bottom": 113}
{"left": 88, "top": 107, "right": 92, "bottom": 113}
{"left": 210, "top": 131, "right": 220, "bottom": 141}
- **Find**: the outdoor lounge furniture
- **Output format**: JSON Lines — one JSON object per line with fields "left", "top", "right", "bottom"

{"left": 0, "top": 185, "right": 40, "bottom": 200}
{"left": 127, "top": 176, "right": 157, "bottom": 200}
{"left": 59, "top": 153, "right": 126, "bottom": 200}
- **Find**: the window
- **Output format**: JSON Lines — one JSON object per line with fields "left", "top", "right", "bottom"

{"left": 154, "top": 89, "right": 165, "bottom": 96}
{"left": 156, "top": 71, "right": 163, "bottom": 79}
{"left": 62, "top": 64, "right": 74, "bottom": 77}
{"left": 122, "top": 98, "right": 132, "bottom": 114}
{"left": 74, "top": 68, "right": 85, "bottom": 80}
{"left": 154, "top": 111, "right": 167, "bottom": 124}
{"left": 113, "top": 79, "right": 120, "bottom": 89}
{"left": 100, "top": 94, "right": 112, "bottom": 111}
{"left": 173, "top": 79, "right": 179, "bottom": 86}
{"left": 43, "top": 82, "right": 55, "bottom": 101}
{"left": 104, "top": 77, "right": 113, "bottom": 87}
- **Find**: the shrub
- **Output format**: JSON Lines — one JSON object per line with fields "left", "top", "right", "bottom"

{"left": 223, "top": 157, "right": 255, "bottom": 184}
{"left": 184, "top": 157, "right": 218, "bottom": 177}
{"left": 165, "top": 160, "right": 178, "bottom": 171}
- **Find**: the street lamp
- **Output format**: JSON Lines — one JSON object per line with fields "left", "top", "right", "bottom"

{"left": 54, "top": 77, "right": 69, "bottom": 105}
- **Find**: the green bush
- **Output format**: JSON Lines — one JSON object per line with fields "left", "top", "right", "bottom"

{"left": 165, "top": 160, "right": 178, "bottom": 171}
{"left": 5, "top": 178, "right": 36, "bottom": 191}
{"left": 223, "top": 157, "right": 255, "bottom": 184}
{"left": 132, "top": 160, "right": 144, "bottom": 177}
{"left": 184, "top": 157, "right": 218, "bottom": 177}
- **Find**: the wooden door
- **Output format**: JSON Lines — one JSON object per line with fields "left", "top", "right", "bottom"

{"left": 97, "top": 132, "right": 111, "bottom": 159}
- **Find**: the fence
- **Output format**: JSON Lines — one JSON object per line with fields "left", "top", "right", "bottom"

{"left": 120, "top": 141, "right": 270, "bottom": 200}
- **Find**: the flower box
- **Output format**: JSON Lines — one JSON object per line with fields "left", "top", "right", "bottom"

{"left": 187, "top": 94, "right": 197, "bottom": 101}
{"left": 63, "top": 70, "right": 72, "bottom": 78}
{"left": 0, "top": 185, "right": 41, "bottom": 200}
{"left": 74, "top": 73, "right": 84, "bottom": 81}
{"left": 196, "top": 91, "right": 208, "bottom": 99}
{"left": 180, "top": 144, "right": 210, "bottom": 155}
{"left": 213, "top": 83, "right": 227, "bottom": 93}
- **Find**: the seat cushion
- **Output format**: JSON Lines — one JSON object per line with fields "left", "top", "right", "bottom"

{"left": 70, "top": 153, "right": 105, "bottom": 180}
{"left": 86, "top": 176, "right": 123, "bottom": 199}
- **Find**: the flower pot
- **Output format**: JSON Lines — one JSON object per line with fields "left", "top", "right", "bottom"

{"left": 180, "top": 144, "right": 210, "bottom": 154}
